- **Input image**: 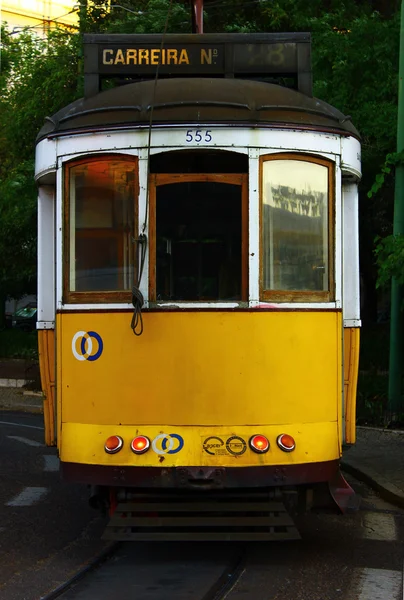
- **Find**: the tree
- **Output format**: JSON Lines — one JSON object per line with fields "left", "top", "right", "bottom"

{"left": 0, "top": 1, "right": 400, "bottom": 326}
{"left": 0, "top": 26, "right": 80, "bottom": 325}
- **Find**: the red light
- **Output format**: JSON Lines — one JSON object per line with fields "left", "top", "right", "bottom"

{"left": 277, "top": 434, "right": 296, "bottom": 452}
{"left": 131, "top": 436, "right": 150, "bottom": 454}
{"left": 104, "top": 435, "right": 123, "bottom": 454}
{"left": 249, "top": 434, "right": 270, "bottom": 453}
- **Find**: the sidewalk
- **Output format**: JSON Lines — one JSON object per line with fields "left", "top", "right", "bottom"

{"left": 341, "top": 426, "right": 404, "bottom": 509}
{"left": 0, "top": 359, "right": 43, "bottom": 413}
{"left": 0, "top": 386, "right": 43, "bottom": 413}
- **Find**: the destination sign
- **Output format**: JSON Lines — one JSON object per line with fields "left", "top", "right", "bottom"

{"left": 98, "top": 44, "right": 224, "bottom": 72}
{"left": 84, "top": 33, "right": 312, "bottom": 97}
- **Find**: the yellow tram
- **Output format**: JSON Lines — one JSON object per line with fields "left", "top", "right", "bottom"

{"left": 35, "top": 32, "right": 361, "bottom": 539}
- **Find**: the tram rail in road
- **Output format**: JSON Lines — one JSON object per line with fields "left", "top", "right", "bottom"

{"left": 43, "top": 543, "right": 247, "bottom": 600}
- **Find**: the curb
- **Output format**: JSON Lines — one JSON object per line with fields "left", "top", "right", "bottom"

{"left": 341, "top": 460, "right": 404, "bottom": 511}
{"left": 0, "top": 403, "right": 43, "bottom": 414}
{"left": 0, "top": 378, "right": 27, "bottom": 388}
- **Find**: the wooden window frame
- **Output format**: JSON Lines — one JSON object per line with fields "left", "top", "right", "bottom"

{"left": 259, "top": 153, "right": 335, "bottom": 303}
{"left": 63, "top": 154, "right": 139, "bottom": 304}
{"left": 149, "top": 173, "right": 249, "bottom": 303}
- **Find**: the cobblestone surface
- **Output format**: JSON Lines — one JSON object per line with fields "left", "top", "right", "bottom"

{"left": 0, "top": 387, "right": 43, "bottom": 413}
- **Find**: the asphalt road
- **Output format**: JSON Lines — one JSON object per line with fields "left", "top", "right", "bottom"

{"left": 57, "top": 482, "right": 404, "bottom": 600}
{"left": 0, "top": 411, "right": 109, "bottom": 600}
{"left": 0, "top": 411, "right": 403, "bottom": 600}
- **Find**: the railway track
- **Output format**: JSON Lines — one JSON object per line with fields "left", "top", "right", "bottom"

{"left": 41, "top": 541, "right": 247, "bottom": 600}
{"left": 41, "top": 490, "right": 299, "bottom": 599}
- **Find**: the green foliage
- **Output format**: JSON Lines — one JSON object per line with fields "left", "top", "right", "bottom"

{"left": 374, "top": 234, "right": 404, "bottom": 287}
{"left": 0, "top": 329, "right": 38, "bottom": 360}
{"left": 368, "top": 151, "right": 404, "bottom": 198}
{"left": 356, "top": 370, "right": 388, "bottom": 426}
{"left": 96, "top": 0, "right": 190, "bottom": 34}
{"left": 0, "top": 26, "right": 81, "bottom": 309}
{"left": 0, "top": 1, "right": 400, "bottom": 330}
{"left": 0, "top": 27, "right": 80, "bottom": 167}
{"left": 0, "top": 161, "right": 38, "bottom": 299}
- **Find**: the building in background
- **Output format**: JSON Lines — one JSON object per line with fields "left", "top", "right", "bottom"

{"left": 1, "top": 0, "right": 78, "bottom": 35}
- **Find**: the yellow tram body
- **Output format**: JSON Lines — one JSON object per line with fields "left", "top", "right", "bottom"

{"left": 38, "top": 309, "right": 360, "bottom": 468}
{"left": 56, "top": 310, "right": 342, "bottom": 467}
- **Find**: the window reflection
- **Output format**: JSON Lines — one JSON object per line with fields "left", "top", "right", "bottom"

{"left": 68, "top": 159, "right": 136, "bottom": 293}
{"left": 262, "top": 159, "right": 329, "bottom": 292}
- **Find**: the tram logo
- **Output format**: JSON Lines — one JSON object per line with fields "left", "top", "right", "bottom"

{"left": 226, "top": 436, "right": 247, "bottom": 456}
{"left": 202, "top": 435, "right": 247, "bottom": 456}
{"left": 72, "top": 331, "right": 104, "bottom": 362}
{"left": 152, "top": 433, "right": 184, "bottom": 455}
{"left": 203, "top": 436, "right": 226, "bottom": 456}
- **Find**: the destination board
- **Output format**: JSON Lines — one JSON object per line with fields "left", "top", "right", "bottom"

{"left": 99, "top": 44, "right": 224, "bottom": 73}
{"left": 84, "top": 33, "right": 312, "bottom": 97}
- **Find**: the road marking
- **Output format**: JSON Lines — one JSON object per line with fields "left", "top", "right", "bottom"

{"left": 6, "top": 487, "right": 48, "bottom": 507}
{"left": 0, "top": 420, "right": 43, "bottom": 430}
{"left": 44, "top": 455, "right": 59, "bottom": 472}
{"left": 357, "top": 568, "right": 401, "bottom": 600}
{"left": 362, "top": 512, "right": 397, "bottom": 541}
{"left": 7, "top": 435, "right": 43, "bottom": 447}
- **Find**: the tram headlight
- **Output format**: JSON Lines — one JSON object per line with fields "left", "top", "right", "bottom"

{"left": 104, "top": 435, "right": 124, "bottom": 454}
{"left": 249, "top": 434, "right": 270, "bottom": 454}
{"left": 277, "top": 434, "right": 296, "bottom": 452}
{"left": 131, "top": 435, "right": 150, "bottom": 454}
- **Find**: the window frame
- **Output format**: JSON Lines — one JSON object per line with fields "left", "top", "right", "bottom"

{"left": 149, "top": 173, "right": 249, "bottom": 303}
{"left": 63, "top": 154, "right": 139, "bottom": 304}
{"left": 259, "top": 153, "right": 335, "bottom": 303}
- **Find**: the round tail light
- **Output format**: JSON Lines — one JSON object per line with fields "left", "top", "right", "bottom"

{"left": 131, "top": 435, "right": 150, "bottom": 454}
{"left": 104, "top": 435, "right": 123, "bottom": 454}
{"left": 277, "top": 434, "right": 296, "bottom": 452}
{"left": 249, "top": 434, "right": 270, "bottom": 453}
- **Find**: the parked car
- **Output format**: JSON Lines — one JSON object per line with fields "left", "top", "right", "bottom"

{"left": 12, "top": 303, "right": 37, "bottom": 332}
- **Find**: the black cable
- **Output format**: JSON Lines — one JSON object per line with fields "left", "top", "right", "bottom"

{"left": 131, "top": 233, "right": 147, "bottom": 336}
{"left": 131, "top": 0, "right": 174, "bottom": 336}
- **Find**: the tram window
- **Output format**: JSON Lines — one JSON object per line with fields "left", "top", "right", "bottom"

{"left": 261, "top": 155, "right": 333, "bottom": 301}
{"left": 65, "top": 157, "right": 137, "bottom": 300}
{"left": 152, "top": 176, "right": 247, "bottom": 302}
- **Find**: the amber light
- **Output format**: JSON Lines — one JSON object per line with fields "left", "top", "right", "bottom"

{"left": 131, "top": 436, "right": 150, "bottom": 454}
{"left": 249, "top": 434, "right": 270, "bottom": 454}
{"left": 104, "top": 435, "right": 123, "bottom": 454}
{"left": 277, "top": 434, "right": 296, "bottom": 452}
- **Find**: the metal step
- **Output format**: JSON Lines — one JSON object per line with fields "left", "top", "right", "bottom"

{"left": 102, "top": 491, "right": 301, "bottom": 541}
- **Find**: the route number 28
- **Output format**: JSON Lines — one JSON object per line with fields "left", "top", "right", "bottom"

{"left": 185, "top": 129, "right": 213, "bottom": 143}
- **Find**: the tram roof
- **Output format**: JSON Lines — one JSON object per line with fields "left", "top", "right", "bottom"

{"left": 36, "top": 78, "right": 359, "bottom": 142}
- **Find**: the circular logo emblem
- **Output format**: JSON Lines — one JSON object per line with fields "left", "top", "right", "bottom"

{"left": 152, "top": 433, "right": 184, "bottom": 455}
{"left": 226, "top": 436, "right": 247, "bottom": 456}
{"left": 203, "top": 436, "right": 225, "bottom": 455}
{"left": 72, "top": 331, "right": 103, "bottom": 362}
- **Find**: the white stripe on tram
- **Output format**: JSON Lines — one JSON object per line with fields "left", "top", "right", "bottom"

{"left": 357, "top": 568, "right": 402, "bottom": 600}
{"left": 6, "top": 487, "right": 48, "bottom": 507}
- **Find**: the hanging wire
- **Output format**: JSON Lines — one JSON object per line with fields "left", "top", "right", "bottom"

{"left": 131, "top": 0, "right": 174, "bottom": 336}
{"left": 131, "top": 233, "right": 147, "bottom": 335}
{"left": 142, "top": 0, "right": 174, "bottom": 236}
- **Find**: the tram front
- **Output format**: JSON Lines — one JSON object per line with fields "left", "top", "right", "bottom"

{"left": 35, "top": 33, "right": 361, "bottom": 539}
